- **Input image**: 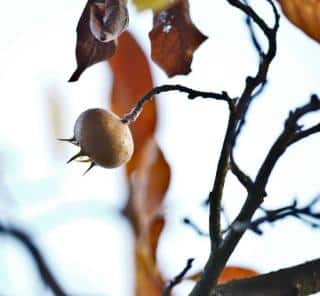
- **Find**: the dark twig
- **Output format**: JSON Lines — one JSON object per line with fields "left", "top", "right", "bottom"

{"left": 232, "top": 0, "right": 279, "bottom": 143}
{"left": 215, "top": 95, "right": 320, "bottom": 281}
{"left": 183, "top": 218, "right": 209, "bottom": 237}
{"left": 120, "top": 85, "right": 233, "bottom": 124}
{"left": 251, "top": 80, "right": 267, "bottom": 99}
{"left": 244, "top": 0, "right": 263, "bottom": 59}
{"left": 221, "top": 206, "right": 231, "bottom": 229}
{"left": 0, "top": 224, "right": 67, "bottom": 296}
{"left": 208, "top": 111, "right": 236, "bottom": 249}
{"left": 231, "top": 196, "right": 320, "bottom": 235}
{"left": 206, "top": 0, "right": 279, "bottom": 252}
{"left": 192, "top": 95, "right": 320, "bottom": 296}
{"left": 290, "top": 123, "right": 320, "bottom": 145}
{"left": 162, "top": 258, "right": 195, "bottom": 296}
{"left": 229, "top": 152, "right": 254, "bottom": 191}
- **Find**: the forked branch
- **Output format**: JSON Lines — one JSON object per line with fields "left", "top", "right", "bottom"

{"left": 189, "top": 0, "right": 320, "bottom": 295}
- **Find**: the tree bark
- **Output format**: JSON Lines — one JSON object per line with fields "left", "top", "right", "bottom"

{"left": 211, "top": 258, "right": 320, "bottom": 296}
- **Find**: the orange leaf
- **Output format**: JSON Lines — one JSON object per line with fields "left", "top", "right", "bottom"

{"left": 136, "top": 242, "right": 164, "bottom": 296}
{"left": 188, "top": 266, "right": 259, "bottom": 285}
{"left": 69, "top": 1, "right": 116, "bottom": 82}
{"left": 109, "top": 31, "right": 171, "bottom": 296}
{"left": 218, "top": 266, "right": 259, "bottom": 284}
{"left": 124, "top": 141, "right": 170, "bottom": 296}
{"left": 123, "top": 139, "right": 170, "bottom": 235}
{"left": 109, "top": 32, "right": 157, "bottom": 173}
{"left": 278, "top": 0, "right": 320, "bottom": 42}
{"left": 148, "top": 216, "right": 165, "bottom": 264}
{"left": 149, "top": 0, "right": 207, "bottom": 77}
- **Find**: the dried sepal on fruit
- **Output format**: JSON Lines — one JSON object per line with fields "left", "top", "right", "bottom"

{"left": 60, "top": 108, "right": 134, "bottom": 174}
{"left": 90, "top": 0, "right": 129, "bottom": 43}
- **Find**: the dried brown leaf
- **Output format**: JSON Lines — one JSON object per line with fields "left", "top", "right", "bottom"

{"left": 69, "top": 1, "right": 117, "bottom": 82}
{"left": 278, "top": 0, "right": 320, "bottom": 42}
{"left": 149, "top": 0, "right": 207, "bottom": 77}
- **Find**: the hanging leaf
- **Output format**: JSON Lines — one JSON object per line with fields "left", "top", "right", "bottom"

{"left": 123, "top": 139, "right": 171, "bottom": 234}
{"left": 127, "top": 140, "right": 170, "bottom": 296}
{"left": 278, "top": 0, "right": 320, "bottom": 42}
{"left": 133, "top": 0, "right": 177, "bottom": 11}
{"left": 109, "top": 31, "right": 157, "bottom": 175}
{"left": 109, "top": 31, "right": 171, "bottom": 296}
{"left": 69, "top": 1, "right": 117, "bottom": 82}
{"left": 136, "top": 233, "right": 165, "bottom": 296}
{"left": 149, "top": 0, "right": 207, "bottom": 77}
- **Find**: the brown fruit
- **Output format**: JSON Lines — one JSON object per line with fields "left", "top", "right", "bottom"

{"left": 61, "top": 108, "right": 134, "bottom": 173}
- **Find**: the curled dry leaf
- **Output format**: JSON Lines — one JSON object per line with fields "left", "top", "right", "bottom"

{"left": 133, "top": 0, "right": 178, "bottom": 11}
{"left": 278, "top": 0, "right": 320, "bottom": 42}
{"left": 90, "top": 0, "right": 129, "bottom": 43}
{"left": 69, "top": 1, "right": 118, "bottom": 82}
{"left": 149, "top": 0, "right": 207, "bottom": 77}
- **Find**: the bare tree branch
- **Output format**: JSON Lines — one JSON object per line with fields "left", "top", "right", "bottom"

{"left": 245, "top": 14, "right": 263, "bottom": 59}
{"left": 229, "top": 152, "right": 254, "bottom": 191}
{"left": 0, "top": 224, "right": 67, "bottom": 296}
{"left": 290, "top": 122, "right": 320, "bottom": 145}
{"left": 162, "top": 258, "right": 194, "bottom": 296}
{"left": 121, "top": 85, "right": 233, "bottom": 124}
{"left": 200, "top": 95, "right": 320, "bottom": 295}
{"left": 206, "top": 0, "right": 279, "bottom": 253}
{"left": 208, "top": 110, "right": 236, "bottom": 249}
{"left": 232, "top": 196, "right": 320, "bottom": 235}
{"left": 232, "top": 0, "right": 279, "bottom": 142}
{"left": 189, "top": 1, "right": 320, "bottom": 295}
{"left": 211, "top": 258, "right": 320, "bottom": 296}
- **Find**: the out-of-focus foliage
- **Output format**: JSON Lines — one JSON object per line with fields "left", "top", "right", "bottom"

{"left": 109, "top": 32, "right": 171, "bottom": 296}
{"left": 278, "top": 0, "right": 320, "bottom": 42}
{"left": 149, "top": 0, "right": 207, "bottom": 77}
{"left": 109, "top": 32, "right": 157, "bottom": 167}
{"left": 132, "top": 0, "right": 177, "bottom": 11}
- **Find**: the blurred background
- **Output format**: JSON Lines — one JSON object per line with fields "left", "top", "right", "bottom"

{"left": 0, "top": 0, "right": 319, "bottom": 295}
